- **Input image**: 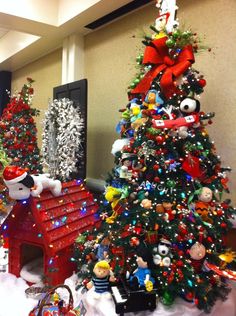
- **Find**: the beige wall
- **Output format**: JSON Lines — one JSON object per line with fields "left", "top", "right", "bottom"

{"left": 11, "top": 48, "right": 62, "bottom": 145}
{"left": 11, "top": 0, "right": 236, "bottom": 204}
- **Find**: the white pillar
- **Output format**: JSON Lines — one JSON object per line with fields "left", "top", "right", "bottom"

{"left": 62, "top": 33, "right": 84, "bottom": 84}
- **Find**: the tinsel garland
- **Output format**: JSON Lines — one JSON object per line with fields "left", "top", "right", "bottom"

{"left": 42, "top": 98, "right": 84, "bottom": 181}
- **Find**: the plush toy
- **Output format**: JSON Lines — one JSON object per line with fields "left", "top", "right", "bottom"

{"left": 156, "top": 200, "right": 176, "bottom": 221}
{"left": 128, "top": 246, "right": 155, "bottom": 291}
{"left": 153, "top": 238, "right": 172, "bottom": 267}
{"left": 95, "top": 235, "right": 111, "bottom": 261}
{"left": 189, "top": 242, "right": 206, "bottom": 261}
{"left": 86, "top": 261, "right": 116, "bottom": 299}
{"left": 129, "top": 98, "right": 143, "bottom": 123}
{"left": 105, "top": 186, "right": 123, "bottom": 224}
{"left": 3, "top": 165, "right": 62, "bottom": 200}
{"left": 143, "top": 89, "right": 164, "bottom": 111}
{"left": 195, "top": 187, "right": 215, "bottom": 223}
{"left": 179, "top": 97, "right": 200, "bottom": 115}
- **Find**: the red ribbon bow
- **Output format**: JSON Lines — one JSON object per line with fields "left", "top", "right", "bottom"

{"left": 131, "top": 36, "right": 195, "bottom": 99}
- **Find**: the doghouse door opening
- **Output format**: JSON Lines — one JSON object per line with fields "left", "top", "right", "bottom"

{"left": 20, "top": 243, "right": 44, "bottom": 284}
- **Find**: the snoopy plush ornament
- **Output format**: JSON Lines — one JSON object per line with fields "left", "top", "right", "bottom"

{"left": 3, "top": 165, "right": 62, "bottom": 200}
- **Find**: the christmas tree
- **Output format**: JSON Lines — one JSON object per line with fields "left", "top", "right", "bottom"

{"left": 0, "top": 78, "right": 42, "bottom": 174}
{"left": 0, "top": 141, "right": 11, "bottom": 215}
{"left": 74, "top": 1, "right": 236, "bottom": 313}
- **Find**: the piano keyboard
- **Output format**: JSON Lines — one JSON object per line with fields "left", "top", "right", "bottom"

{"left": 111, "top": 286, "right": 128, "bottom": 303}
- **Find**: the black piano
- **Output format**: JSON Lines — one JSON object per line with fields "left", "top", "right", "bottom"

{"left": 111, "top": 277, "right": 157, "bottom": 316}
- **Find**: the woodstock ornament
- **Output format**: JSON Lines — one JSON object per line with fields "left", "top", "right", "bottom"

{"left": 3, "top": 165, "right": 62, "bottom": 200}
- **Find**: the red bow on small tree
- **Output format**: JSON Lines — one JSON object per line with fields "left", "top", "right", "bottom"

{"left": 131, "top": 36, "right": 195, "bottom": 99}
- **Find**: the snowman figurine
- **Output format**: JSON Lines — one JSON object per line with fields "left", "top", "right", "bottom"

{"left": 153, "top": 238, "right": 172, "bottom": 267}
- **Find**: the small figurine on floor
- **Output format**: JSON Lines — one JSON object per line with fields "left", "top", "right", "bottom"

{"left": 86, "top": 261, "right": 116, "bottom": 299}
{"left": 3, "top": 165, "right": 62, "bottom": 200}
{"left": 129, "top": 246, "right": 155, "bottom": 291}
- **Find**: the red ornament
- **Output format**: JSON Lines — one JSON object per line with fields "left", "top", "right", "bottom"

{"left": 221, "top": 222, "right": 227, "bottom": 228}
{"left": 153, "top": 164, "right": 159, "bottom": 171}
{"left": 198, "top": 79, "right": 206, "bottom": 87}
{"left": 156, "top": 135, "right": 165, "bottom": 144}
{"left": 130, "top": 236, "right": 140, "bottom": 247}
{"left": 154, "top": 176, "right": 160, "bottom": 183}
{"left": 19, "top": 117, "right": 26, "bottom": 124}
{"left": 28, "top": 145, "right": 35, "bottom": 152}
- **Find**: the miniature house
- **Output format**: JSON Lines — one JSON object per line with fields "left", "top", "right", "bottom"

{"left": 0, "top": 180, "right": 100, "bottom": 286}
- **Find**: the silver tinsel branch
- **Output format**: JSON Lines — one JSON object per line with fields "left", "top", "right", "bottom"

{"left": 42, "top": 98, "right": 84, "bottom": 181}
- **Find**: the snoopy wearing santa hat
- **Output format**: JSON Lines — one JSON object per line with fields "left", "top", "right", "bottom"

{"left": 3, "top": 166, "right": 62, "bottom": 200}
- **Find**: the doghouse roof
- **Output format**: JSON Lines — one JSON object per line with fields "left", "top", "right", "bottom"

{"left": 1, "top": 180, "right": 100, "bottom": 257}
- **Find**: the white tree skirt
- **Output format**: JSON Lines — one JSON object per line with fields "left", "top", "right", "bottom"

{"left": 0, "top": 272, "right": 236, "bottom": 316}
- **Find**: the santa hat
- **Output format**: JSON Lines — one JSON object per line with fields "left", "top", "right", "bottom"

{"left": 3, "top": 166, "right": 27, "bottom": 185}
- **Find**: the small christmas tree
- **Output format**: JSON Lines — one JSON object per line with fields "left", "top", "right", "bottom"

{"left": 0, "top": 78, "right": 42, "bottom": 174}
{"left": 74, "top": 1, "right": 236, "bottom": 314}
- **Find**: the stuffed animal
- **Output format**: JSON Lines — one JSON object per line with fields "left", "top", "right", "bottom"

{"left": 179, "top": 97, "right": 200, "bottom": 115}
{"left": 143, "top": 89, "right": 164, "bottom": 111}
{"left": 195, "top": 187, "right": 215, "bottom": 223}
{"left": 105, "top": 186, "right": 123, "bottom": 224}
{"left": 156, "top": 200, "right": 176, "bottom": 221}
{"left": 95, "top": 235, "right": 111, "bottom": 261}
{"left": 86, "top": 261, "right": 116, "bottom": 299}
{"left": 3, "top": 165, "right": 62, "bottom": 200}
{"left": 153, "top": 238, "right": 172, "bottom": 267}
{"left": 128, "top": 246, "right": 155, "bottom": 291}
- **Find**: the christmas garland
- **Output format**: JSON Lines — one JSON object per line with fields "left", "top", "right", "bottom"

{"left": 42, "top": 98, "right": 84, "bottom": 181}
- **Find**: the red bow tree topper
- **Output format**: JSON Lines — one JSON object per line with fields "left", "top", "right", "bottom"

{"left": 131, "top": 36, "right": 195, "bottom": 99}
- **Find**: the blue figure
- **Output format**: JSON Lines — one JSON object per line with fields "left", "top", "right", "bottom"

{"left": 129, "top": 246, "right": 155, "bottom": 290}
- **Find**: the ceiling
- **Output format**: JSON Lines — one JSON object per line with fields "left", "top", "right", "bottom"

{"left": 0, "top": 0, "right": 151, "bottom": 72}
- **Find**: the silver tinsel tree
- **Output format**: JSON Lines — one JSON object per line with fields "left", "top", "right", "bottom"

{"left": 42, "top": 98, "right": 84, "bottom": 181}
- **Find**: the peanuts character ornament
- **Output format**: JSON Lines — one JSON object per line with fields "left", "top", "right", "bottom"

{"left": 128, "top": 246, "right": 155, "bottom": 291}
{"left": 3, "top": 165, "right": 62, "bottom": 200}
{"left": 153, "top": 238, "right": 172, "bottom": 267}
{"left": 86, "top": 261, "right": 116, "bottom": 299}
{"left": 195, "top": 187, "right": 215, "bottom": 224}
{"left": 156, "top": 200, "right": 176, "bottom": 221}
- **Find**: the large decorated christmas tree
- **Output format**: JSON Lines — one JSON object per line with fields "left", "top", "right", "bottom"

{"left": 74, "top": 1, "right": 236, "bottom": 313}
{"left": 0, "top": 77, "right": 42, "bottom": 174}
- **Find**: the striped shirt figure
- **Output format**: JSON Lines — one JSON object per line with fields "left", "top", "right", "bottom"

{"left": 86, "top": 260, "right": 115, "bottom": 295}
{"left": 92, "top": 275, "right": 110, "bottom": 293}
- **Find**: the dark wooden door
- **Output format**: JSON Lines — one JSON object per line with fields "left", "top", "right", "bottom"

{"left": 0, "top": 71, "right": 12, "bottom": 116}
{"left": 53, "top": 79, "right": 87, "bottom": 179}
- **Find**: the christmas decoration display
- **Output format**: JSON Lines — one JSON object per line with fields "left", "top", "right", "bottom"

{"left": 0, "top": 140, "right": 11, "bottom": 214}
{"left": 0, "top": 78, "right": 42, "bottom": 173}
{"left": 3, "top": 165, "right": 62, "bottom": 200}
{"left": 42, "top": 98, "right": 84, "bottom": 181}
{"left": 73, "top": 0, "right": 236, "bottom": 314}
{"left": 0, "top": 180, "right": 99, "bottom": 286}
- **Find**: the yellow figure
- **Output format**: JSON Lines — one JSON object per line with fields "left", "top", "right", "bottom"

{"left": 219, "top": 251, "right": 236, "bottom": 269}
{"left": 105, "top": 186, "right": 122, "bottom": 224}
